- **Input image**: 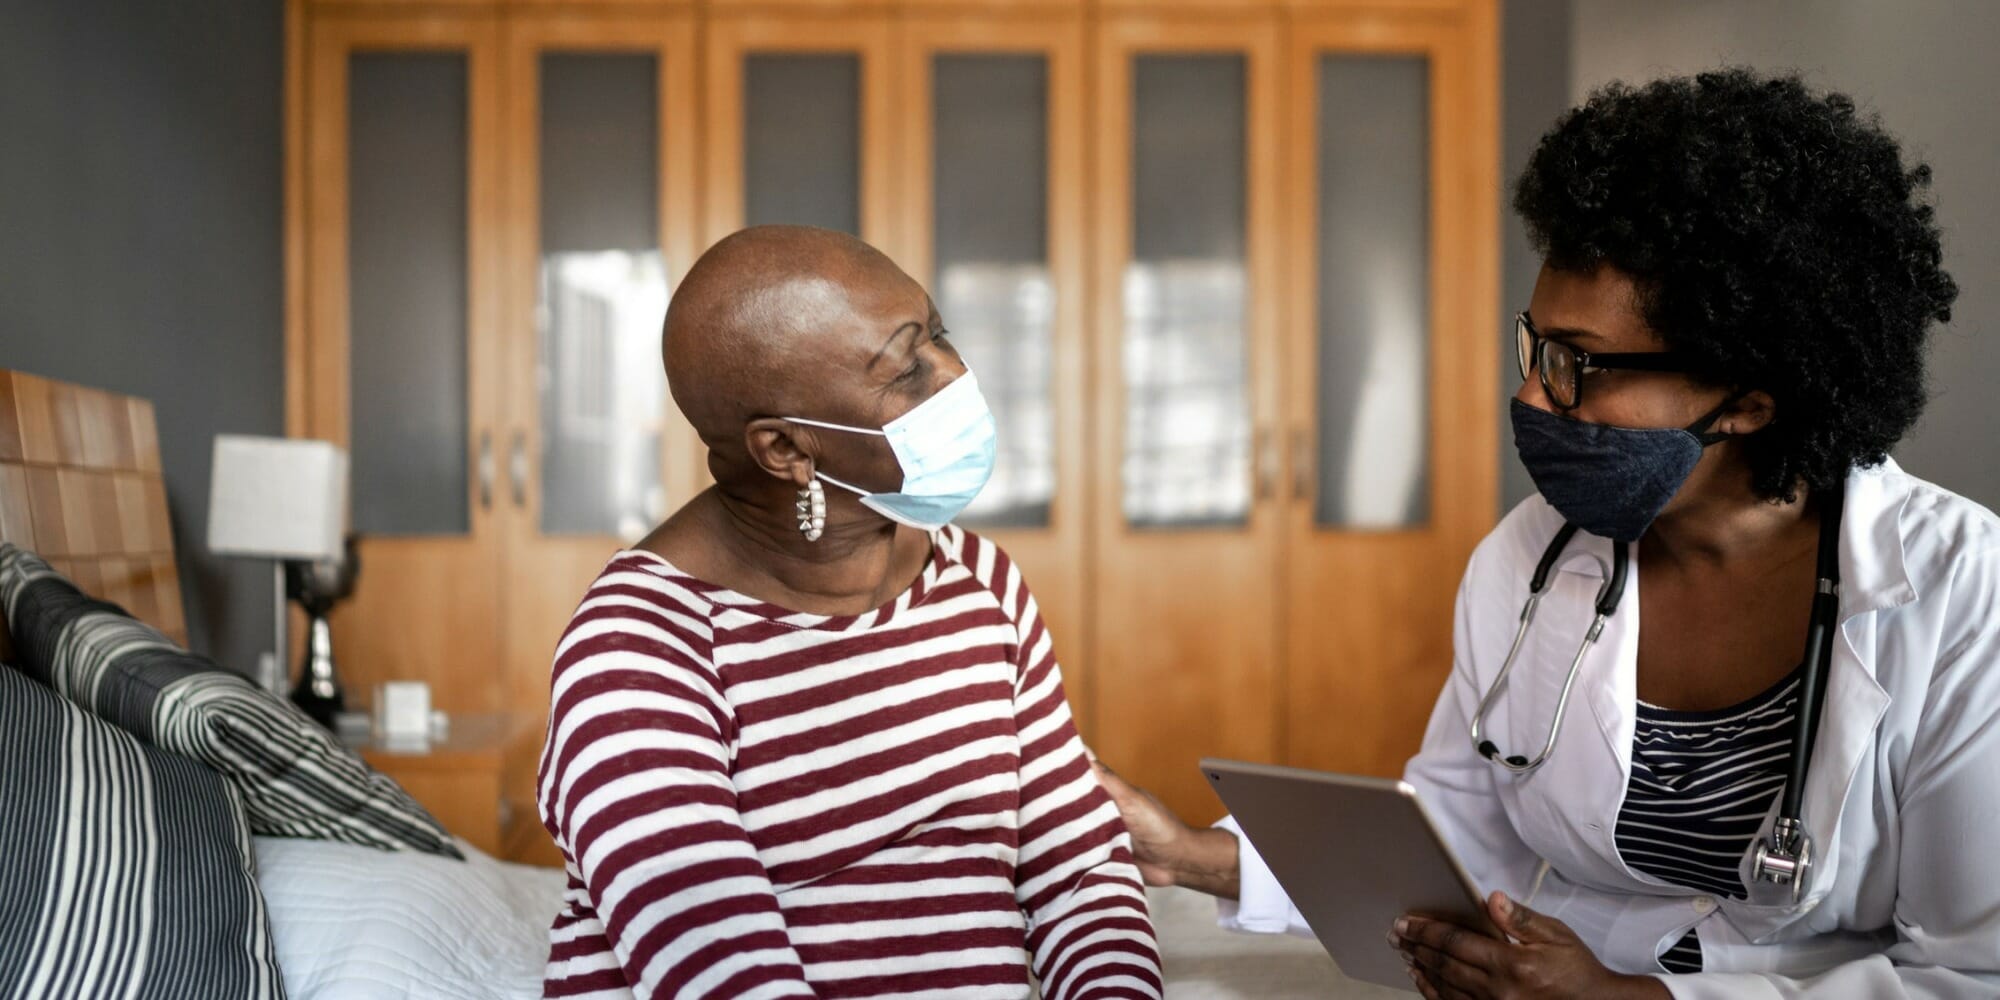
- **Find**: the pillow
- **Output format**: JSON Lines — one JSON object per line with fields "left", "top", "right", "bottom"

{"left": 0, "top": 665, "right": 285, "bottom": 998}
{"left": 0, "top": 543, "right": 461, "bottom": 859}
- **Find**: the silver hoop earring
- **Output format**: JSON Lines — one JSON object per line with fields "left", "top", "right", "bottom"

{"left": 796, "top": 479, "right": 826, "bottom": 542}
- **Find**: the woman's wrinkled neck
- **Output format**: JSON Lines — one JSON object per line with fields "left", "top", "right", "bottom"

{"left": 698, "top": 477, "right": 912, "bottom": 615}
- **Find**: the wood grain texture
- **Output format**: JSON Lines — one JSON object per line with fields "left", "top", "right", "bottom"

{"left": 1088, "top": 11, "right": 1287, "bottom": 826}
{"left": 700, "top": 11, "right": 898, "bottom": 253}
{"left": 13, "top": 374, "right": 61, "bottom": 466}
{"left": 892, "top": 11, "right": 1095, "bottom": 736}
{"left": 302, "top": 9, "right": 509, "bottom": 724}
{"left": 357, "top": 712, "right": 543, "bottom": 858}
{"left": 495, "top": 7, "right": 703, "bottom": 746}
{"left": 1, "top": 369, "right": 187, "bottom": 640}
{"left": 1278, "top": 0, "right": 1500, "bottom": 780}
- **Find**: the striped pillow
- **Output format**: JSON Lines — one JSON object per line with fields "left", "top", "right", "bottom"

{"left": 0, "top": 665, "right": 285, "bottom": 998}
{"left": 0, "top": 544, "right": 462, "bottom": 859}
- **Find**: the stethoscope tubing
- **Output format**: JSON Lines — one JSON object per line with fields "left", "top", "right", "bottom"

{"left": 1470, "top": 493, "right": 1844, "bottom": 899}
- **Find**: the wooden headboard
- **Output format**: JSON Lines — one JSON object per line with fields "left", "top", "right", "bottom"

{"left": 0, "top": 369, "right": 188, "bottom": 648}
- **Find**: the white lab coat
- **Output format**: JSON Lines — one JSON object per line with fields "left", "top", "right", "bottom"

{"left": 1219, "top": 459, "right": 2000, "bottom": 998}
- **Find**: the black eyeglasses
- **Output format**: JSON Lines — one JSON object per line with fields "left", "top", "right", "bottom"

{"left": 1515, "top": 311, "right": 1697, "bottom": 410}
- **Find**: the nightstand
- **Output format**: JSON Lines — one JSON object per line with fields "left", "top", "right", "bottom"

{"left": 349, "top": 712, "right": 544, "bottom": 859}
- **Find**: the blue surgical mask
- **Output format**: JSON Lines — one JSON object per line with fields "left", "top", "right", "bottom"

{"left": 1510, "top": 398, "right": 1732, "bottom": 543}
{"left": 786, "top": 371, "right": 998, "bottom": 531}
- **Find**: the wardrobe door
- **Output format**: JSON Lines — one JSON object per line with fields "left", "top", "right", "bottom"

{"left": 304, "top": 13, "right": 504, "bottom": 715}
{"left": 495, "top": 10, "right": 702, "bottom": 864}
{"left": 702, "top": 13, "right": 897, "bottom": 253}
{"left": 1281, "top": 3, "right": 1500, "bottom": 777}
{"left": 895, "top": 13, "right": 1093, "bottom": 733}
{"left": 1090, "top": 13, "right": 1286, "bottom": 823}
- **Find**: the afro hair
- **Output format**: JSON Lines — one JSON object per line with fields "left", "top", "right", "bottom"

{"left": 1514, "top": 68, "right": 1959, "bottom": 502}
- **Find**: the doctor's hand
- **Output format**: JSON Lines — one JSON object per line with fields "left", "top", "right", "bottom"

{"left": 1089, "top": 754, "right": 1242, "bottom": 899}
{"left": 1392, "top": 892, "right": 1670, "bottom": 1000}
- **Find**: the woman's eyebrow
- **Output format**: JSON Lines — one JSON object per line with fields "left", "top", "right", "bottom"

{"left": 869, "top": 320, "right": 926, "bottom": 369}
{"left": 1538, "top": 321, "right": 1604, "bottom": 346}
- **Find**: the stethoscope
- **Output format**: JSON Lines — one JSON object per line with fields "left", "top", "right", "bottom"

{"left": 1468, "top": 488, "right": 1845, "bottom": 902}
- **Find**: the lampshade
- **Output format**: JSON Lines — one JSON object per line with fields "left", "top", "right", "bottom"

{"left": 207, "top": 435, "right": 349, "bottom": 561}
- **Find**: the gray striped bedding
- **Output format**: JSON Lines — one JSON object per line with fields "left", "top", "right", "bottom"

{"left": 0, "top": 543, "right": 461, "bottom": 859}
{"left": 0, "top": 664, "right": 285, "bottom": 999}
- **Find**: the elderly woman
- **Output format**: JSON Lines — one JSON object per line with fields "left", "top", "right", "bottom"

{"left": 537, "top": 226, "right": 1161, "bottom": 1000}
{"left": 1097, "top": 69, "right": 1996, "bottom": 998}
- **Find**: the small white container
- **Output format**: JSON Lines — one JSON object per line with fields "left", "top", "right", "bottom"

{"left": 374, "top": 681, "right": 433, "bottom": 741}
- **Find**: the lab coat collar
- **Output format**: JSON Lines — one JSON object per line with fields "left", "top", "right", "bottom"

{"left": 1836, "top": 458, "right": 1918, "bottom": 620}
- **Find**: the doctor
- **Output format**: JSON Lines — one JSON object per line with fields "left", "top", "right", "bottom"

{"left": 1096, "top": 68, "right": 2000, "bottom": 998}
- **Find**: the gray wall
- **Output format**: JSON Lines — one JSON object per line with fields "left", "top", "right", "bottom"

{"left": 0, "top": 0, "right": 283, "bottom": 672}
{"left": 1499, "top": 0, "right": 1574, "bottom": 511}
{"left": 1562, "top": 0, "right": 2000, "bottom": 512}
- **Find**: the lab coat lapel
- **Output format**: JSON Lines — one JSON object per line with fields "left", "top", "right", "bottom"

{"left": 1583, "top": 538, "right": 1638, "bottom": 776}
{"left": 1741, "top": 463, "right": 1908, "bottom": 916}
{"left": 1796, "top": 465, "right": 1907, "bottom": 905}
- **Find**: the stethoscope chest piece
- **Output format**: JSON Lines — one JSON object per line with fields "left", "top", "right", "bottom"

{"left": 1750, "top": 816, "right": 1814, "bottom": 903}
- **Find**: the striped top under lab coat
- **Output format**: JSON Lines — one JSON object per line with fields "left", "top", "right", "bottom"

{"left": 1614, "top": 666, "right": 1802, "bottom": 973}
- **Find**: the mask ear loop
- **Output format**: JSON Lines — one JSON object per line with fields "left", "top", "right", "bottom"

{"left": 780, "top": 418, "right": 887, "bottom": 499}
{"left": 814, "top": 470, "right": 871, "bottom": 498}
{"left": 784, "top": 416, "right": 886, "bottom": 437}
{"left": 1687, "top": 391, "right": 1745, "bottom": 446}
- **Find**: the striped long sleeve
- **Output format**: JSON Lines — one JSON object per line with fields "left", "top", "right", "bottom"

{"left": 537, "top": 527, "right": 1161, "bottom": 1000}
{"left": 540, "top": 579, "right": 816, "bottom": 998}
{"left": 980, "top": 543, "right": 1164, "bottom": 999}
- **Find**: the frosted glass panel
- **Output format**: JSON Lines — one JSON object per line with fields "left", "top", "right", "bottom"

{"left": 1123, "top": 55, "right": 1251, "bottom": 529}
{"left": 538, "top": 54, "right": 669, "bottom": 541}
{"left": 348, "top": 53, "right": 469, "bottom": 537}
{"left": 744, "top": 55, "right": 860, "bottom": 234}
{"left": 1314, "top": 55, "right": 1430, "bottom": 528}
{"left": 932, "top": 55, "right": 1053, "bottom": 528}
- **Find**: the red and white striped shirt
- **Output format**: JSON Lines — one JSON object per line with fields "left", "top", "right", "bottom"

{"left": 537, "top": 526, "right": 1162, "bottom": 999}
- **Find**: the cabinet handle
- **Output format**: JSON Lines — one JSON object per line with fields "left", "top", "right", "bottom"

{"left": 509, "top": 431, "right": 528, "bottom": 508}
{"left": 1254, "top": 427, "right": 1278, "bottom": 501}
{"left": 476, "top": 431, "right": 494, "bottom": 510}
{"left": 1292, "top": 428, "right": 1314, "bottom": 501}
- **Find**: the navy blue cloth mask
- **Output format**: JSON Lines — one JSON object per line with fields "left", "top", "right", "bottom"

{"left": 1510, "top": 398, "right": 1732, "bottom": 543}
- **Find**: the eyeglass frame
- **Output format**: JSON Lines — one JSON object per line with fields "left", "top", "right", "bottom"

{"left": 1515, "top": 311, "right": 1701, "bottom": 410}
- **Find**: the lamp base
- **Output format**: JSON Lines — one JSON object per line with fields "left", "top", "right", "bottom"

{"left": 290, "top": 612, "right": 345, "bottom": 730}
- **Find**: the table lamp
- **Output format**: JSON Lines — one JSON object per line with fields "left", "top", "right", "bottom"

{"left": 207, "top": 435, "right": 351, "bottom": 727}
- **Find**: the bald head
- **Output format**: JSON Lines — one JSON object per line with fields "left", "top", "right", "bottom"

{"left": 664, "top": 226, "right": 924, "bottom": 448}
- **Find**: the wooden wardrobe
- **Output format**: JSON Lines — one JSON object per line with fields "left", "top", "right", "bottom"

{"left": 286, "top": 0, "right": 1500, "bottom": 863}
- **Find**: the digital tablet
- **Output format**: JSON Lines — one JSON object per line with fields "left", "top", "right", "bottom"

{"left": 1201, "top": 758, "right": 1496, "bottom": 988}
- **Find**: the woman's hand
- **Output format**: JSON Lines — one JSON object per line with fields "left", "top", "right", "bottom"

{"left": 1392, "top": 891, "right": 1671, "bottom": 1000}
{"left": 1089, "top": 753, "right": 1242, "bottom": 898}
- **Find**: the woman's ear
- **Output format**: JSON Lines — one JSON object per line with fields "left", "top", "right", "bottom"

{"left": 744, "top": 418, "right": 815, "bottom": 487}
{"left": 1720, "top": 389, "right": 1778, "bottom": 437}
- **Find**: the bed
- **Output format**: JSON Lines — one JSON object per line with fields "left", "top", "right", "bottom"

{"left": 0, "top": 367, "right": 1405, "bottom": 999}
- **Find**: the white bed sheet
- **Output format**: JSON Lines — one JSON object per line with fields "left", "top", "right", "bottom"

{"left": 254, "top": 839, "right": 1410, "bottom": 999}
{"left": 255, "top": 837, "right": 565, "bottom": 1000}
